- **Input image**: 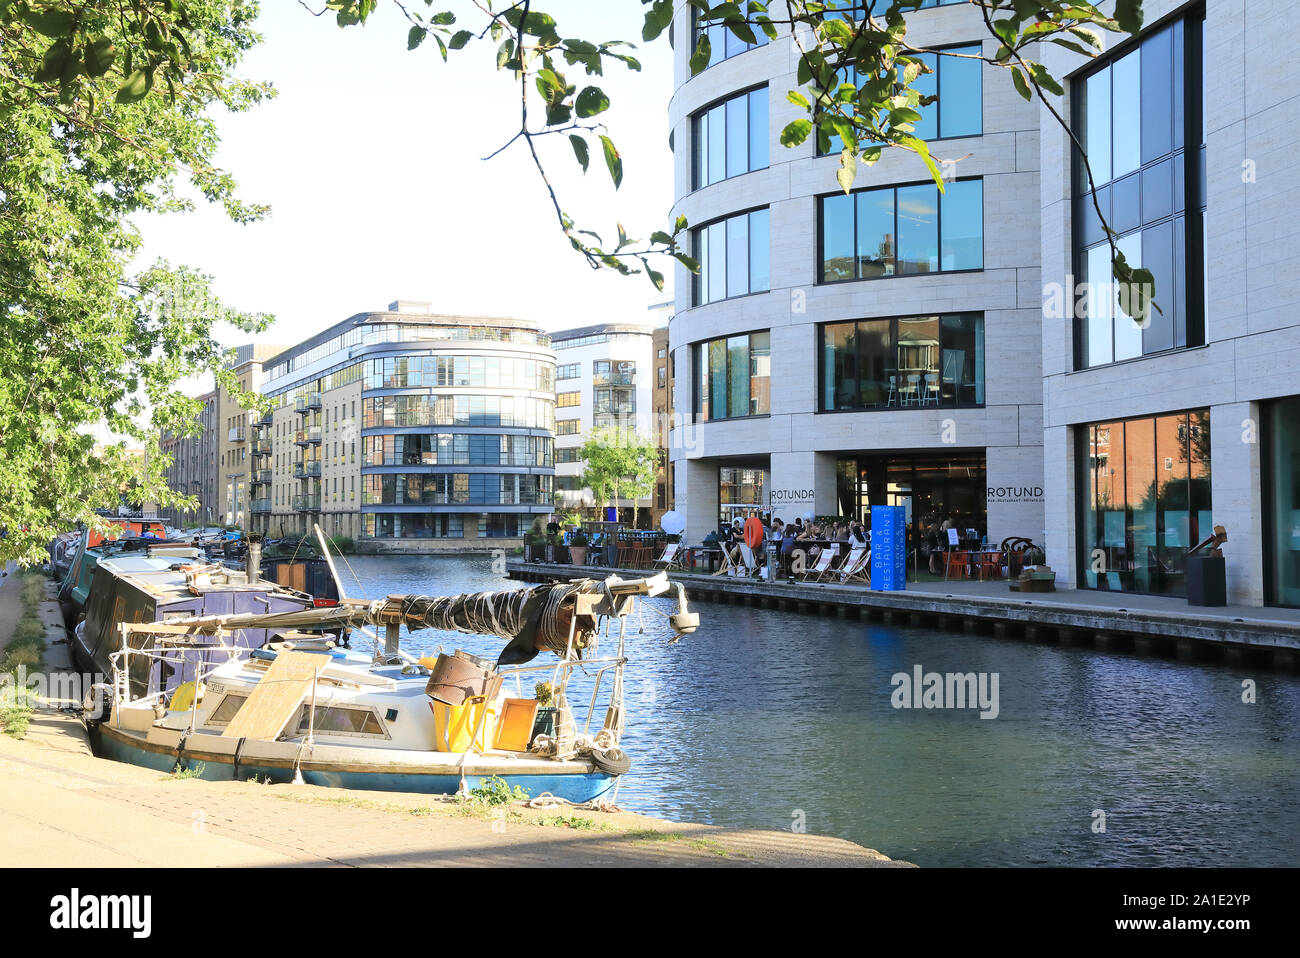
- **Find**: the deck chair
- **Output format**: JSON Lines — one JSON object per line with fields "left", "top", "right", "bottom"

{"left": 838, "top": 545, "right": 871, "bottom": 585}
{"left": 800, "top": 545, "right": 838, "bottom": 582}
{"left": 734, "top": 543, "right": 760, "bottom": 578}
{"left": 652, "top": 542, "right": 685, "bottom": 572}
{"left": 712, "top": 544, "right": 739, "bottom": 576}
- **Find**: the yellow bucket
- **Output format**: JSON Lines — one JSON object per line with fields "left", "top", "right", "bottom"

{"left": 430, "top": 696, "right": 498, "bottom": 753}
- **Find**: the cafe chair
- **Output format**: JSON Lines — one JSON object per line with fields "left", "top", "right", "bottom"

{"left": 652, "top": 541, "right": 685, "bottom": 572}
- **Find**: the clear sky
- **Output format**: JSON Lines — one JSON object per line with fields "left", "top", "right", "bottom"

{"left": 133, "top": 0, "right": 676, "bottom": 371}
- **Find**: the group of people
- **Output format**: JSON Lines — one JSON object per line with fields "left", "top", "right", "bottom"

{"left": 712, "top": 513, "right": 871, "bottom": 577}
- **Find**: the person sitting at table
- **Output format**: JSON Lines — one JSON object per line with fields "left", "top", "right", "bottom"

{"left": 770, "top": 518, "right": 785, "bottom": 542}
{"left": 848, "top": 521, "right": 868, "bottom": 546}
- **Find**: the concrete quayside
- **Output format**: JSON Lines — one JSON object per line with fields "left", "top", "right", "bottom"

{"left": 506, "top": 560, "right": 1300, "bottom": 670}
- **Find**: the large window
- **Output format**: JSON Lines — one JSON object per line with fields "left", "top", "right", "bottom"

{"left": 363, "top": 434, "right": 552, "bottom": 468}
{"left": 1265, "top": 397, "right": 1300, "bottom": 608}
{"left": 693, "top": 86, "right": 769, "bottom": 189}
{"left": 363, "top": 395, "right": 553, "bottom": 430}
{"left": 820, "top": 313, "right": 984, "bottom": 411}
{"left": 363, "top": 473, "right": 553, "bottom": 506}
{"left": 693, "top": 209, "right": 770, "bottom": 306}
{"left": 693, "top": 332, "right": 770, "bottom": 422}
{"left": 1074, "top": 14, "right": 1204, "bottom": 368}
{"left": 693, "top": 10, "right": 769, "bottom": 70}
{"left": 363, "top": 513, "right": 464, "bottom": 539}
{"left": 1079, "top": 410, "right": 1211, "bottom": 596}
{"left": 719, "top": 467, "right": 765, "bottom": 527}
{"left": 364, "top": 355, "right": 553, "bottom": 391}
{"left": 818, "top": 45, "right": 980, "bottom": 155}
{"left": 820, "top": 180, "right": 982, "bottom": 282}
{"left": 557, "top": 391, "right": 581, "bottom": 408}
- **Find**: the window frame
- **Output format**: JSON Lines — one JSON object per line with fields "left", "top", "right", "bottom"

{"left": 815, "top": 313, "right": 986, "bottom": 413}
{"left": 691, "top": 84, "right": 770, "bottom": 191}
{"left": 690, "top": 206, "right": 772, "bottom": 307}
{"left": 816, "top": 177, "right": 985, "bottom": 285}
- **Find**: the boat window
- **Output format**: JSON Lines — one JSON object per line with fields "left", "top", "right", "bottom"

{"left": 207, "top": 693, "right": 248, "bottom": 726}
{"left": 295, "top": 705, "right": 385, "bottom": 737}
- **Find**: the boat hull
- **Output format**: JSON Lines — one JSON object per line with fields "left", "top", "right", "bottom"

{"left": 89, "top": 722, "right": 617, "bottom": 805}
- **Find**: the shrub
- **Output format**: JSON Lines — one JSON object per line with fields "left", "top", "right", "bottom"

{"left": 0, "top": 685, "right": 34, "bottom": 738}
{"left": 467, "top": 775, "right": 529, "bottom": 806}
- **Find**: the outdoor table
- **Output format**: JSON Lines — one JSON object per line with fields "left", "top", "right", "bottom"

{"left": 690, "top": 546, "right": 722, "bottom": 574}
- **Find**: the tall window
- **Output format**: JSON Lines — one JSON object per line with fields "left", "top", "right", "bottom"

{"left": 693, "top": 10, "right": 769, "bottom": 69}
{"left": 693, "top": 86, "right": 769, "bottom": 189}
{"left": 693, "top": 332, "right": 771, "bottom": 421}
{"left": 1074, "top": 13, "right": 1204, "bottom": 368}
{"left": 821, "top": 314, "right": 984, "bottom": 410}
{"left": 820, "top": 180, "right": 982, "bottom": 282}
{"left": 819, "top": 45, "right": 980, "bottom": 155}
{"left": 556, "top": 391, "right": 581, "bottom": 408}
{"left": 693, "top": 208, "right": 770, "bottom": 306}
{"left": 1080, "top": 410, "right": 1211, "bottom": 596}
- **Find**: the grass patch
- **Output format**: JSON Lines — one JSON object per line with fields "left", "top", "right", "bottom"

{"left": 535, "top": 814, "right": 612, "bottom": 831}
{"left": 20, "top": 574, "right": 47, "bottom": 611}
{"left": 621, "top": 828, "right": 734, "bottom": 857}
{"left": 169, "top": 762, "right": 206, "bottom": 780}
{"left": 0, "top": 685, "right": 35, "bottom": 738}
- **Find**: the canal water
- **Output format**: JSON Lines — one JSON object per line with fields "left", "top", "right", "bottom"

{"left": 339, "top": 554, "right": 1300, "bottom": 867}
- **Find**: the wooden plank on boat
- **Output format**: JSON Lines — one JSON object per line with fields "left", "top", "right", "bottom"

{"left": 221, "top": 650, "right": 322, "bottom": 740}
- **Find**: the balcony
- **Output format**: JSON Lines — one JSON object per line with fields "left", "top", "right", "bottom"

{"left": 227, "top": 426, "right": 246, "bottom": 443}
{"left": 252, "top": 468, "right": 272, "bottom": 484}
{"left": 293, "top": 494, "right": 321, "bottom": 513}
{"left": 252, "top": 439, "right": 272, "bottom": 456}
{"left": 293, "top": 461, "right": 321, "bottom": 479}
{"left": 307, "top": 392, "right": 322, "bottom": 410}
{"left": 295, "top": 396, "right": 308, "bottom": 414}
{"left": 294, "top": 426, "right": 322, "bottom": 446}
{"left": 250, "top": 499, "right": 271, "bottom": 514}
{"left": 593, "top": 372, "right": 636, "bottom": 387}
{"left": 258, "top": 409, "right": 274, "bottom": 426}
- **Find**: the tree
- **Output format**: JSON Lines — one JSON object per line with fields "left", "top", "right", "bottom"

{"left": 0, "top": 1, "right": 271, "bottom": 563}
{"left": 579, "top": 426, "right": 657, "bottom": 526}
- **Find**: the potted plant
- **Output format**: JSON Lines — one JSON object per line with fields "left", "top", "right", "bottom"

{"left": 569, "top": 528, "right": 589, "bottom": 566}
{"left": 531, "top": 680, "right": 557, "bottom": 741}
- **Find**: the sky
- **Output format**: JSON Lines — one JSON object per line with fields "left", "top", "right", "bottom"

{"left": 133, "top": 1, "right": 676, "bottom": 377}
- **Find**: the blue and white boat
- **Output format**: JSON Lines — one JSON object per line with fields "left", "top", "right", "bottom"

{"left": 85, "top": 572, "right": 698, "bottom": 805}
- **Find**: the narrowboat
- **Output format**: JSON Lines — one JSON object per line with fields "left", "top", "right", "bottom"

{"left": 85, "top": 573, "right": 699, "bottom": 804}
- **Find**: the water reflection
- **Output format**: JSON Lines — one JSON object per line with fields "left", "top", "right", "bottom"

{"left": 341, "top": 555, "right": 1300, "bottom": 867}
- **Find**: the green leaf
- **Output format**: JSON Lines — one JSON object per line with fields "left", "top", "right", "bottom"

{"left": 786, "top": 90, "right": 811, "bottom": 110}
{"left": 575, "top": 86, "right": 610, "bottom": 118}
{"left": 116, "top": 68, "right": 152, "bottom": 103}
{"left": 780, "top": 118, "right": 813, "bottom": 147}
{"left": 599, "top": 135, "right": 623, "bottom": 189}
{"left": 641, "top": 258, "right": 665, "bottom": 292}
{"left": 1113, "top": 0, "right": 1144, "bottom": 34}
{"left": 83, "top": 37, "right": 117, "bottom": 77}
{"left": 837, "top": 147, "right": 857, "bottom": 194}
{"left": 1010, "top": 65, "right": 1031, "bottom": 101}
{"left": 34, "top": 39, "right": 74, "bottom": 84}
{"left": 449, "top": 30, "right": 472, "bottom": 50}
{"left": 649, "top": 231, "right": 674, "bottom": 246}
{"left": 407, "top": 26, "right": 425, "bottom": 50}
{"left": 689, "top": 34, "right": 711, "bottom": 75}
{"left": 22, "top": 7, "right": 75, "bottom": 39}
{"left": 568, "top": 134, "right": 589, "bottom": 173}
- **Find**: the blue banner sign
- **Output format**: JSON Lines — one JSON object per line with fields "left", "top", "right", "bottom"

{"left": 871, "top": 505, "right": 907, "bottom": 591}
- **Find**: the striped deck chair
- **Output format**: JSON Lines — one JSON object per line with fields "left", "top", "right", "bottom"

{"left": 712, "top": 544, "right": 738, "bottom": 577}
{"left": 734, "top": 543, "right": 760, "bottom": 578}
{"left": 652, "top": 542, "right": 685, "bottom": 571}
{"left": 799, "top": 544, "right": 838, "bottom": 582}
{"left": 838, "top": 544, "right": 871, "bottom": 585}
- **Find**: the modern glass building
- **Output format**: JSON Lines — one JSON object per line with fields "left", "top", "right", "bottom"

{"left": 255, "top": 301, "right": 556, "bottom": 551}
{"left": 668, "top": 1, "right": 1046, "bottom": 551}
{"left": 1039, "top": 0, "right": 1299, "bottom": 606}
